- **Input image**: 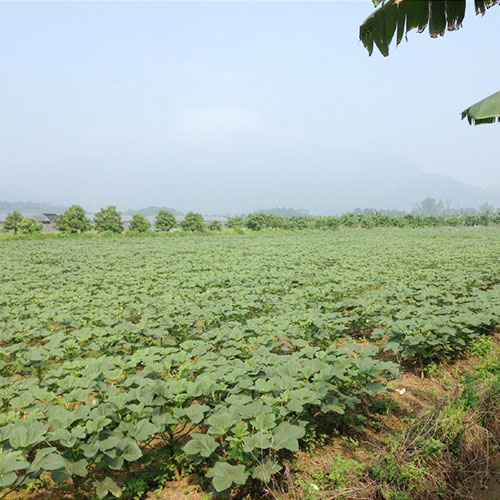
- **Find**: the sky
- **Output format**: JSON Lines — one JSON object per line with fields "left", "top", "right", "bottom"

{"left": 1, "top": 1, "right": 500, "bottom": 214}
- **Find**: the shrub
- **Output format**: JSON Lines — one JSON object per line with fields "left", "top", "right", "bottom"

{"left": 208, "top": 220, "right": 222, "bottom": 231}
{"left": 55, "top": 205, "right": 91, "bottom": 233}
{"left": 245, "top": 212, "right": 268, "bottom": 231}
{"left": 17, "top": 218, "right": 43, "bottom": 235}
{"left": 226, "top": 216, "right": 244, "bottom": 228}
{"left": 94, "top": 206, "right": 123, "bottom": 233}
{"left": 2, "top": 211, "right": 24, "bottom": 233}
{"left": 129, "top": 214, "right": 151, "bottom": 233}
{"left": 181, "top": 212, "right": 205, "bottom": 232}
{"left": 155, "top": 210, "right": 177, "bottom": 232}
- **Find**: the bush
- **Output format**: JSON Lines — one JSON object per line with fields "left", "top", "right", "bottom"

{"left": 129, "top": 214, "right": 151, "bottom": 233}
{"left": 94, "top": 206, "right": 123, "bottom": 233}
{"left": 155, "top": 210, "right": 177, "bottom": 232}
{"left": 2, "top": 211, "right": 24, "bottom": 233}
{"left": 55, "top": 205, "right": 91, "bottom": 233}
{"left": 181, "top": 212, "right": 205, "bottom": 232}
{"left": 18, "top": 218, "right": 43, "bottom": 235}
{"left": 245, "top": 212, "right": 268, "bottom": 231}
{"left": 208, "top": 220, "right": 222, "bottom": 231}
{"left": 226, "top": 216, "right": 244, "bottom": 228}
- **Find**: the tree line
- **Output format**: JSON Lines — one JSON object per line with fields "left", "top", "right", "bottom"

{"left": 2, "top": 204, "right": 500, "bottom": 236}
{"left": 1, "top": 206, "right": 219, "bottom": 235}
{"left": 229, "top": 211, "right": 500, "bottom": 231}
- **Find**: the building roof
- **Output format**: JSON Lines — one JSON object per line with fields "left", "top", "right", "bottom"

{"left": 0, "top": 213, "right": 52, "bottom": 223}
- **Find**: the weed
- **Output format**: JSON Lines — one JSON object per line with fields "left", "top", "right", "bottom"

{"left": 303, "top": 427, "right": 328, "bottom": 454}
{"left": 326, "top": 454, "right": 363, "bottom": 489}
{"left": 470, "top": 336, "right": 493, "bottom": 358}
{"left": 341, "top": 435, "right": 360, "bottom": 448}
{"left": 425, "top": 362, "right": 439, "bottom": 377}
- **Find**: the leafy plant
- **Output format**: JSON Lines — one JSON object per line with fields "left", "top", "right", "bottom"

{"left": 17, "top": 218, "right": 43, "bottom": 235}
{"left": 129, "top": 214, "right": 152, "bottom": 233}
{"left": 181, "top": 212, "right": 205, "bottom": 232}
{"left": 155, "top": 210, "right": 177, "bottom": 232}
{"left": 1, "top": 211, "right": 24, "bottom": 233}
{"left": 94, "top": 205, "right": 123, "bottom": 233}
{"left": 55, "top": 205, "right": 91, "bottom": 234}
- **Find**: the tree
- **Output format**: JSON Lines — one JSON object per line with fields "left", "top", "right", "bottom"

{"left": 55, "top": 205, "right": 91, "bottom": 233}
{"left": 245, "top": 212, "right": 269, "bottom": 231}
{"left": 208, "top": 220, "right": 222, "bottom": 231}
{"left": 129, "top": 214, "right": 151, "bottom": 233}
{"left": 226, "top": 216, "right": 245, "bottom": 228}
{"left": 18, "top": 218, "right": 42, "bottom": 235}
{"left": 181, "top": 212, "right": 205, "bottom": 232}
{"left": 478, "top": 203, "right": 494, "bottom": 214}
{"left": 94, "top": 205, "right": 123, "bottom": 233}
{"left": 2, "top": 211, "right": 24, "bottom": 233}
{"left": 155, "top": 210, "right": 177, "bottom": 232}
{"left": 413, "top": 197, "right": 443, "bottom": 216}
{"left": 359, "top": 0, "right": 500, "bottom": 125}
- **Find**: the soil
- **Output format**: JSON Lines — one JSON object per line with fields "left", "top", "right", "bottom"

{"left": 471, "top": 456, "right": 500, "bottom": 500}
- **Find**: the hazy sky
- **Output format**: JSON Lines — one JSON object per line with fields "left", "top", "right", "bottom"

{"left": 1, "top": 1, "right": 500, "bottom": 213}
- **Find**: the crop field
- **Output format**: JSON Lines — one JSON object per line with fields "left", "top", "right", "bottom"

{"left": 1, "top": 228, "right": 500, "bottom": 498}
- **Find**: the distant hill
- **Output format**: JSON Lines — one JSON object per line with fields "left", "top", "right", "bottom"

{"left": 0, "top": 201, "right": 68, "bottom": 213}
{"left": 279, "top": 151, "right": 500, "bottom": 215}
{"left": 123, "top": 206, "right": 183, "bottom": 216}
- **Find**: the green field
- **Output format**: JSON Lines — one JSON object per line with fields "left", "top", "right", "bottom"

{"left": 1, "top": 228, "right": 500, "bottom": 498}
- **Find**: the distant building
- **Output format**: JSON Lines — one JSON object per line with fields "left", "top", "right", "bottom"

{"left": 0, "top": 213, "right": 56, "bottom": 231}
{"left": 174, "top": 215, "right": 228, "bottom": 226}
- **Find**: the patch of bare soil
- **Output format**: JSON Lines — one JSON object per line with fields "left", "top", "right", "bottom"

{"left": 146, "top": 476, "right": 207, "bottom": 500}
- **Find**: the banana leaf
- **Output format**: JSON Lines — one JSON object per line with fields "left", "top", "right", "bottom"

{"left": 461, "top": 91, "right": 500, "bottom": 125}
{"left": 360, "top": 0, "right": 498, "bottom": 57}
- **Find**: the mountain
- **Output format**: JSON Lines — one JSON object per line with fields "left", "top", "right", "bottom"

{"left": 0, "top": 201, "right": 68, "bottom": 213}
{"left": 272, "top": 150, "right": 500, "bottom": 215}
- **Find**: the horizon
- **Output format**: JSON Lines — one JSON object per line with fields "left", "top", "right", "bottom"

{"left": 1, "top": 1, "right": 500, "bottom": 212}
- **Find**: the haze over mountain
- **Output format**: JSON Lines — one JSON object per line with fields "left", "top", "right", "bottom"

{"left": 2, "top": 3, "right": 500, "bottom": 215}
{"left": 1, "top": 150, "right": 498, "bottom": 215}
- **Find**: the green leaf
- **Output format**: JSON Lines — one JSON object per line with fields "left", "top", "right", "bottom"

{"left": 30, "top": 448, "right": 67, "bottom": 472}
{"left": 207, "top": 412, "right": 237, "bottom": 435}
{"left": 66, "top": 459, "right": 88, "bottom": 477}
{"left": 94, "top": 476, "right": 122, "bottom": 498}
{"left": 121, "top": 440, "right": 142, "bottom": 462}
{"left": 252, "top": 459, "right": 282, "bottom": 483}
{"left": 9, "top": 422, "right": 48, "bottom": 449}
{"left": 0, "top": 451, "right": 29, "bottom": 487}
{"left": 242, "top": 432, "right": 271, "bottom": 452}
{"left": 321, "top": 400, "right": 345, "bottom": 415}
{"left": 270, "top": 422, "right": 305, "bottom": 451}
{"left": 86, "top": 416, "right": 111, "bottom": 434}
{"left": 51, "top": 468, "right": 71, "bottom": 483}
{"left": 206, "top": 462, "right": 246, "bottom": 492}
{"left": 130, "top": 419, "right": 159, "bottom": 442}
{"left": 359, "top": 0, "right": 499, "bottom": 58}
{"left": 252, "top": 413, "right": 276, "bottom": 432}
{"left": 183, "top": 433, "right": 218, "bottom": 458}
{"left": 462, "top": 90, "right": 500, "bottom": 125}
{"left": 184, "top": 404, "right": 210, "bottom": 424}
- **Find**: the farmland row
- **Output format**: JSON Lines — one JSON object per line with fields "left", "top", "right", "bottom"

{"left": 0, "top": 228, "right": 499, "bottom": 497}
